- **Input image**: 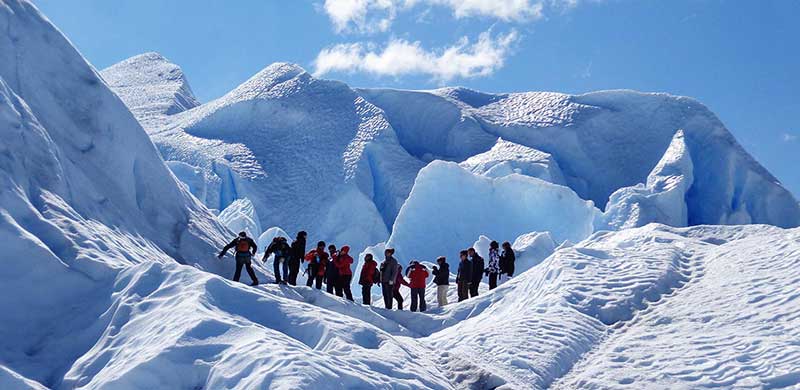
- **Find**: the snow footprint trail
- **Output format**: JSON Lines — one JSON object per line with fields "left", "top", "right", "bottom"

{"left": 551, "top": 225, "right": 800, "bottom": 390}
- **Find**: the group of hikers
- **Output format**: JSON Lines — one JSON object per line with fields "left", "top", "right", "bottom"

{"left": 217, "top": 230, "right": 517, "bottom": 312}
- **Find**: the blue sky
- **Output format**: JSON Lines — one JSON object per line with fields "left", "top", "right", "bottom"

{"left": 35, "top": 0, "right": 799, "bottom": 196}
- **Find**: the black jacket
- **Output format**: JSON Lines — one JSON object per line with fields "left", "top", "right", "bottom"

{"left": 456, "top": 260, "right": 472, "bottom": 283}
{"left": 266, "top": 241, "right": 291, "bottom": 261}
{"left": 470, "top": 254, "right": 484, "bottom": 283}
{"left": 290, "top": 237, "right": 306, "bottom": 262}
{"left": 500, "top": 249, "right": 516, "bottom": 274}
{"left": 219, "top": 237, "right": 257, "bottom": 257}
{"left": 432, "top": 262, "right": 450, "bottom": 285}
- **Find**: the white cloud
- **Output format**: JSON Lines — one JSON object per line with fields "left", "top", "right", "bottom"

{"left": 322, "top": 0, "right": 558, "bottom": 33}
{"left": 323, "top": 0, "right": 397, "bottom": 33}
{"left": 314, "top": 30, "right": 519, "bottom": 81}
{"left": 783, "top": 133, "right": 798, "bottom": 142}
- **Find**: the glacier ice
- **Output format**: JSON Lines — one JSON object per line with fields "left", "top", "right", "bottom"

{"left": 602, "top": 129, "right": 694, "bottom": 229}
{"left": 218, "top": 197, "right": 262, "bottom": 238}
{"left": 115, "top": 60, "right": 424, "bottom": 252}
{"left": 460, "top": 137, "right": 566, "bottom": 184}
{"left": 360, "top": 88, "right": 800, "bottom": 228}
{"left": 387, "top": 161, "right": 599, "bottom": 264}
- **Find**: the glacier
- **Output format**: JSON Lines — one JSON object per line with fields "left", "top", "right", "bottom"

{"left": 105, "top": 57, "right": 800, "bottom": 253}
{"left": 1, "top": 0, "right": 800, "bottom": 389}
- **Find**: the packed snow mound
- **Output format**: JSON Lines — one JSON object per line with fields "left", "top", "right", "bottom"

{"left": 56, "top": 262, "right": 453, "bottom": 390}
{"left": 134, "top": 61, "right": 423, "bottom": 252}
{"left": 101, "top": 52, "right": 199, "bottom": 131}
{"left": 551, "top": 224, "right": 800, "bottom": 389}
{"left": 602, "top": 129, "right": 694, "bottom": 229}
{"left": 460, "top": 137, "right": 566, "bottom": 184}
{"left": 387, "top": 161, "right": 599, "bottom": 263}
{"left": 359, "top": 88, "right": 800, "bottom": 228}
{"left": 511, "top": 231, "right": 558, "bottom": 273}
{"left": 218, "top": 197, "right": 262, "bottom": 238}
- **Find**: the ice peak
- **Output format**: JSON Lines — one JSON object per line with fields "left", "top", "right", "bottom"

{"left": 101, "top": 52, "right": 199, "bottom": 129}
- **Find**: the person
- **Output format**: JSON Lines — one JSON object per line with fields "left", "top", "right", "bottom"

{"left": 456, "top": 250, "right": 471, "bottom": 302}
{"left": 218, "top": 231, "right": 259, "bottom": 286}
{"left": 406, "top": 260, "right": 429, "bottom": 312}
{"left": 468, "top": 248, "right": 484, "bottom": 298}
{"left": 432, "top": 256, "right": 450, "bottom": 307}
{"left": 500, "top": 241, "right": 516, "bottom": 279}
{"left": 334, "top": 246, "right": 354, "bottom": 301}
{"left": 264, "top": 236, "right": 291, "bottom": 284}
{"left": 325, "top": 244, "right": 339, "bottom": 294}
{"left": 358, "top": 253, "right": 380, "bottom": 305}
{"left": 287, "top": 231, "right": 307, "bottom": 285}
{"left": 486, "top": 241, "right": 502, "bottom": 290}
{"left": 379, "top": 248, "right": 399, "bottom": 309}
{"left": 304, "top": 241, "right": 328, "bottom": 289}
{"left": 393, "top": 263, "right": 410, "bottom": 310}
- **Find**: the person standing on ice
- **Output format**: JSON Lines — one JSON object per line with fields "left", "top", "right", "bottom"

{"left": 379, "top": 248, "right": 399, "bottom": 309}
{"left": 358, "top": 253, "right": 380, "bottom": 305}
{"left": 406, "top": 260, "right": 429, "bottom": 312}
{"left": 393, "top": 263, "right": 410, "bottom": 310}
{"left": 218, "top": 231, "right": 259, "bottom": 286}
{"left": 334, "top": 246, "right": 354, "bottom": 301}
{"left": 500, "top": 241, "right": 516, "bottom": 279}
{"left": 287, "top": 231, "right": 307, "bottom": 286}
{"left": 305, "top": 241, "right": 328, "bottom": 289}
{"left": 264, "top": 236, "right": 291, "bottom": 284}
{"left": 326, "top": 244, "right": 339, "bottom": 294}
{"left": 456, "top": 250, "right": 472, "bottom": 302}
{"left": 486, "top": 241, "right": 502, "bottom": 290}
{"left": 468, "top": 248, "right": 484, "bottom": 298}
{"left": 432, "top": 256, "right": 450, "bottom": 307}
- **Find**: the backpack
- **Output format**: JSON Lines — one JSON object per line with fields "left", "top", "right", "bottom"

{"left": 236, "top": 239, "right": 251, "bottom": 253}
{"left": 371, "top": 266, "right": 380, "bottom": 284}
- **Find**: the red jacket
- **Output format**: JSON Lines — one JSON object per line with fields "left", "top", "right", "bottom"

{"left": 359, "top": 259, "right": 378, "bottom": 285}
{"left": 407, "top": 264, "right": 429, "bottom": 289}
{"left": 335, "top": 246, "right": 354, "bottom": 276}
{"left": 395, "top": 265, "right": 410, "bottom": 292}
{"left": 305, "top": 249, "right": 329, "bottom": 276}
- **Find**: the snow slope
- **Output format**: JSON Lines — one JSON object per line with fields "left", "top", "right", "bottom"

{"left": 101, "top": 52, "right": 199, "bottom": 131}
{"left": 0, "top": 1, "right": 256, "bottom": 386}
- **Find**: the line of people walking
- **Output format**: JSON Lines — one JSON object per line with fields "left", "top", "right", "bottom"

{"left": 217, "top": 231, "right": 516, "bottom": 312}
